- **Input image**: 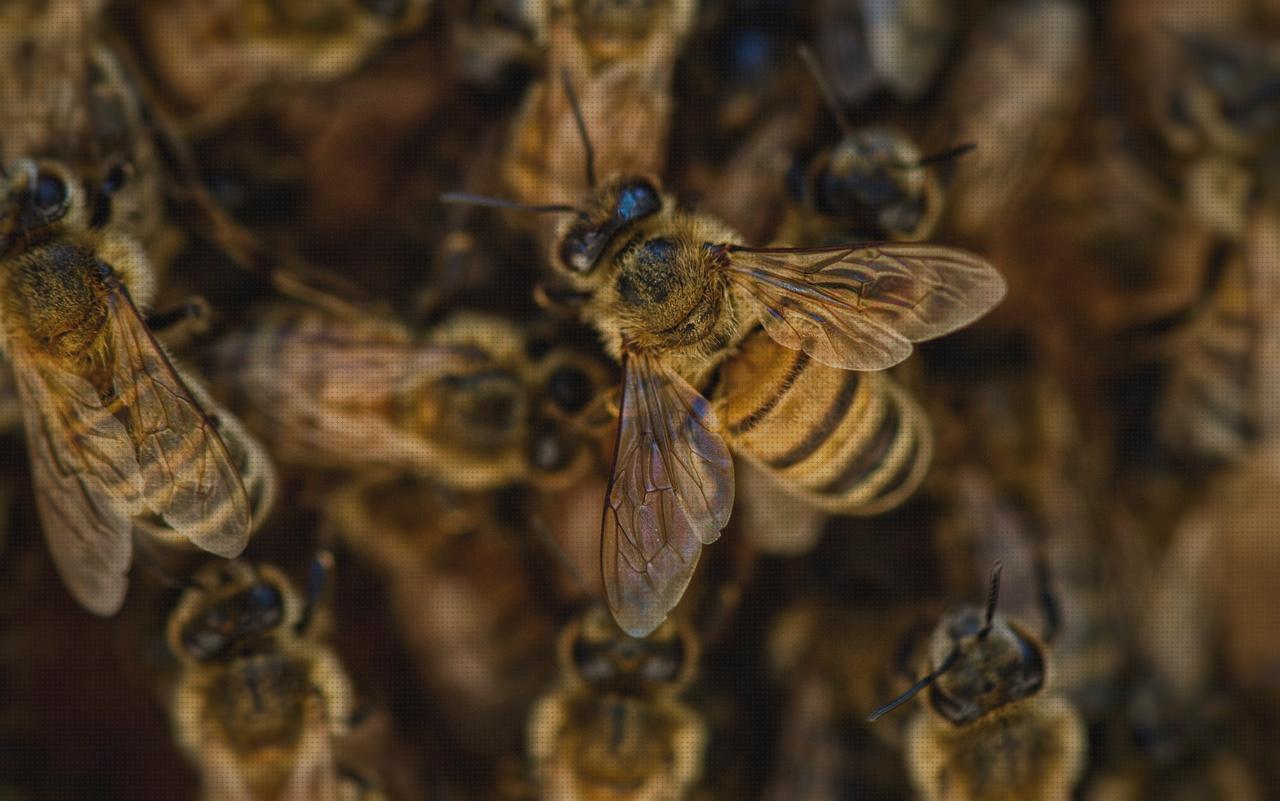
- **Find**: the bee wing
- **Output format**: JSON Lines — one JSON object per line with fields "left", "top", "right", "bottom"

{"left": 223, "top": 317, "right": 486, "bottom": 468}
{"left": 107, "top": 284, "right": 251, "bottom": 558}
{"left": 11, "top": 352, "right": 144, "bottom": 616}
{"left": 602, "top": 353, "right": 734, "bottom": 637}
{"left": 721, "top": 243, "right": 1007, "bottom": 370}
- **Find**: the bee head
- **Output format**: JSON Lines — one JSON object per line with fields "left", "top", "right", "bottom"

{"left": 170, "top": 562, "right": 298, "bottom": 663}
{"left": 926, "top": 607, "right": 1046, "bottom": 726}
{"left": 801, "top": 128, "right": 928, "bottom": 238}
{"left": 867, "top": 562, "right": 1045, "bottom": 726}
{"left": 562, "top": 605, "right": 696, "bottom": 694}
{"left": 554, "top": 176, "right": 663, "bottom": 277}
{"left": 0, "top": 160, "right": 83, "bottom": 247}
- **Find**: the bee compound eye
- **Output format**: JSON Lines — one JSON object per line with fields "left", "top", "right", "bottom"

{"left": 32, "top": 172, "right": 67, "bottom": 212}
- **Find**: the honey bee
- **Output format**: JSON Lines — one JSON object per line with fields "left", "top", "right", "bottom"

{"left": 501, "top": 0, "right": 698, "bottom": 210}
{"left": 868, "top": 563, "right": 1088, "bottom": 801}
{"left": 715, "top": 331, "right": 934, "bottom": 519}
{"left": 121, "top": 0, "right": 433, "bottom": 133}
{"left": 1, "top": 4, "right": 181, "bottom": 276}
{"left": 1158, "top": 204, "right": 1280, "bottom": 466}
{"left": 812, "top": 0, "right": 954, "bottom": 105}
{"left": 780, "top": 47, "right": 967, "bottom": 246}
{"left": 526, "top": 604, "right": 706, "bottom": 801}
{"left": 449, "top": 118, "right": 1005, "bottom": 634}
{"left": 931, "top": 0, "right": 1088, "bottom": 243}
{"left": 212, "top": 306, "right": 608, "bottom": 492}
{"left": 166, "top": 554, "right": 357, "bottom": 801}
{"left": 0, "top": 159, "right": 263, "bottom": 615}
{"left": 324, "top": 473, "right": 561, "bottom": 757}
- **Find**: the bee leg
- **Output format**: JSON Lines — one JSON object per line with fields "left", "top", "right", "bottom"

{"left": 295, "top": 550, "right": 335, "bottom": 635}
{"left": 1034, "top": 550, "right": 1061, "bottom": 645}
{"left": 146, "top": 296, "right": 212, "bottom": 345}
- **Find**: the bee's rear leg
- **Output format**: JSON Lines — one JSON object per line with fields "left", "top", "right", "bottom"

{"left": 146, "top": 296, "right": 212, "bottom": 347}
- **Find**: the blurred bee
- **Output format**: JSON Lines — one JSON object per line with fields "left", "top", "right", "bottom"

{"left": 0, "top": 159, "right": 263, "bottom": 615}
{"left": 766, "top": 602, "right": 927, "bottom": 799}
{"left": 812, "top": 0, "right": 954, "bottom": 106}
{"left": 121, "top": 0, "right": 433, "bottom": 133}
{"left": 1086, "top": 682, "right": 1264, "bottom": 801}
{"left": 324, "top": 473, "right": 561, "bottom": 757}
{"left": 1, "top": 4, "right": 182, "bottom": 276}
{"left": 213, "top": 307, "right": 610, "bottom": 493}
{"left": 931, "top": 0, "right": 1087, "bottom": 243}
{"left": 501, "top": 0, "right": 698, "bottom": 210}
{"left": 526, "top": 605, "right": 706, "bottom": 801}
{"left": 448, "top": 94, "right": 1005, "bottom": 634}
{"left": 780, "top": 48, "right": 969, "bottom": 247}
{"left": 1149, "top": 30, "right": 1280, "bottom": 163}
{"left": 1158, "top": 204, "right": 1280, "bottom": 466}
{"left": 167, "top": 553, "right": 357, "bottom": 801}
{"left": 868, "top": 563, "right": 1087, "bottom": 801}
{"left": 0, "top": 0, "right": 107, "bottom": 160}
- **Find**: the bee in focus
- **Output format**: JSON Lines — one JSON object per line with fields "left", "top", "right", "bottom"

{"left": 715, "top": 331, "right": 934, "bottom": 520}
{"left": 448, "top": 92, "right": 1006, "bottom": 634}
{"left": 527, "top": 605, "right": 706, "bottom": 801}
{"left": 869, "top": 562, "right": 1087, "bottom": 801}
{"left": 166, "top": 553, "right": 357, "bottom": 801}
{"left": 0, "top": 159, "right": 266, "bottom": 615}
{"left": 121, "top": 0, "right": 433, "bottom": 133}
{"left": 212, "top": 306, "right": 610, "bottom": 492}
{"left": 502, "top": 0, "right": 698, "bottom": 211}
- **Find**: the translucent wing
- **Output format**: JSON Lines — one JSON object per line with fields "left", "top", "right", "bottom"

{"left": 107, "top": 283, "right": 251, "bottom": 558}
{"left": 10, "top": 350, "right": 144, "bottom": 616}
{"left": 216, "top": 311, "right": 486, "bottom": 470}
{"left": 602, "top": 352, "right": 734, "bottom": 637}
{"left": 721, "top": 243, "right": 1007, "bottom": 370}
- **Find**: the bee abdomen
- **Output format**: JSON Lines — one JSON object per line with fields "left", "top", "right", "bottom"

{"left": 717, "top": 331, "right": 933, "bottom": 516}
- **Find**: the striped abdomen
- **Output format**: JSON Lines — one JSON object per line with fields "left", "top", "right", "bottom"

{"left": 1158, "top": 246, "right": 1258, "bottom": 464}
{"left": 715, "top": 330, "right": 932, "bottom": 515}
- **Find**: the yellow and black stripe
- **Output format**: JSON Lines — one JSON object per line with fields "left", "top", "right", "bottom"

{"left": 715, "top": 330, "right": 932, "bottom": 515}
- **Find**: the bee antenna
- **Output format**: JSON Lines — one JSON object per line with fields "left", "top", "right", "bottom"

{"left": 866, "top": 649, "right": 959, "bottom": 723}
{"left": 439, "top": 192, "right": 583, "bottom": 216}
{"left": 979, "top": 561, "right": 1004, "bottom": 639}
{"left": 798, "top": 45, "right": 854, "bottom": 139}
{"left": 296, "top": 550, "right": 335, "bottom": 635}
{"left": 915, "top": 142, "right": 978, "bottom": 168}
{"left": 560, "top": 69, "right": 597, "bottom": 190}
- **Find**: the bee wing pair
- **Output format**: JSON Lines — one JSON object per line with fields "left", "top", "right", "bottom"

{"left": 605, "top": 243, "right": 1006, "bottom": 635}
{"left": 13, "top": 280, "right": 251, "bottom": 615}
